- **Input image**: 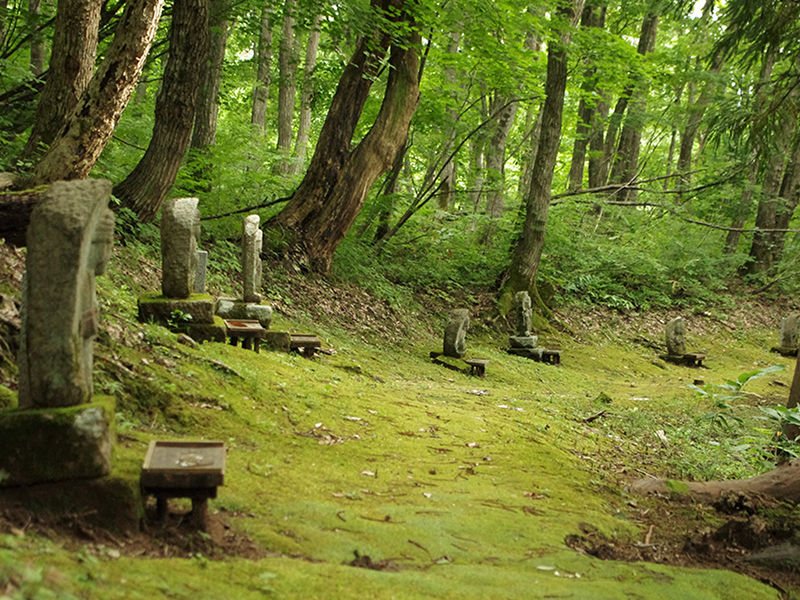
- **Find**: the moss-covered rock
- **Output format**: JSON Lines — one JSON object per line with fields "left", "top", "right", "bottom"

{"left": 137, "top": 292, "right": 215, "bottom": 325}
{"left": 0, "top": 384, "right": 16, "bottom": 409}
{"left": 0, "top": 396, "right": 115, "bottom": 486}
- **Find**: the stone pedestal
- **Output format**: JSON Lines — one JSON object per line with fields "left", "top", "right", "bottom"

{"left": 0, "top": 397, "right": 114, "bottom": 487}
{"left": 216, "top": 297, "right": 273, "bottom": 329}
{"left": 509, "top": 335, "right": 538, "bottom": 348}
{"left": 138, "top": 293, "right": 225, "bottom": 342}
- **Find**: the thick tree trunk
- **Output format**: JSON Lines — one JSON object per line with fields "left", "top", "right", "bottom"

{"left": 276, "top": 0, "right": 297, "bottom": 173}
{"left": 114, "top": 0, "right": 209, "bottom": 222}
{"left": 289, "top": 14, "right": 321, "bottom": 176}
{"left": 266, "top": 0, "right": 419, "bottom": 273}
{"left": 22, "top": 0, "right": 101, "bottom": 158}
{"left": 23, "top": 0, "right": 164, "bottom": 188}
{"left": 500, "top": 0, "right": 584, "bottom": 311}
{"left": 191, "top": 0, "right": 229, "bottom": 150}
{"left": 250, "top": 6, "right": 272, "bottom": 135}
{"left": 607, "top": 14, "right": 658, "bottom": 202}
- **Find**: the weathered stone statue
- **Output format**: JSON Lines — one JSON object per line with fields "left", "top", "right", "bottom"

{"left": 18, "top": 180, "right": 114, "bottom": 409}
{"left": 443, "top": 309, "right": 470, "bottom": 358}
{"left": 509, "top": 291, "right": 537, "bottom": 348}
{"left": 242, "top": 215, "right": 263, "bottom": 302}
{"left": 161, "top": 197, "right": 201, "bottom": 299}
{"left": 781, "top": 314, "right": 800, "bottom": 349}
{"left": 665, "top": 317, "right": 686, "bottom": 356}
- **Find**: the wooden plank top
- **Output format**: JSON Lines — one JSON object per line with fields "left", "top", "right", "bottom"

{"left": 290, "top": 334, "right": 322, "bottom": 348}
{"left": 224, "top": 319, "right": 266, "bottom": 335}
{"left": 141, "top": 440, "right": 226, "bottom": 489}
{"left": 464, "top": 358, "right": 490, "bottom": 366}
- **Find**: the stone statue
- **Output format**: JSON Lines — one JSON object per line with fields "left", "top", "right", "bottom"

{"left": 18, "top": 180, "right": 114, "bottom": 408}
{"left": 444, "top": 309, "right": 470, "bottom": 358}
{"left": 514, "top": 291, "right": 533, "bottom": 337}
{"left": 665, "top": 317, "right": 686, "bottom": 356}
{"left": 242, "top": 215, "right": 263, "bottom": 302}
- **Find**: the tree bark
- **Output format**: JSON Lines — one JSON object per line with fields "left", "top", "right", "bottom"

{"left": 191, "top": 0, "right": 229, "bottom": 150}
{"left": 607, "top": 13, "right": 658, "bottom": 202}
{"left": 567, "top": 4, "right": 604, "bottom": 191}
{"left": 500, "top": 0, "right": 585, "bottom": 312}
{"left": 266, "top": 0, "right": 420, "bottom": 273}
{"left": 481, "top": 93, "right": 517, "bottom": 242}
{"left": 28, "top": 0, "right": 44, "bottom": 75}
{"left": 289, "top": 14, "right": 321, "bottom": 176}
{"left": 770, "top": 137, "right": 800, "bottom": 264}
{"left": 23, "top": 0, "right": 164, "bottom": 188}
{"left": 276, "top": 0, "right": 297, "bottom": 173}
{"left": 22, "top": 0, "right": 101, "bottom": 158}
{"left": 250, "top": 5, "right": 272, "bottom": 135}
{"left": 114, "top": 0, "right": 209, "bottom": 221}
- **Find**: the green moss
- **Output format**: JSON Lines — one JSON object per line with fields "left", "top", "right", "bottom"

{"left": 0, "top": 384, "right": 16, "bottom": 409}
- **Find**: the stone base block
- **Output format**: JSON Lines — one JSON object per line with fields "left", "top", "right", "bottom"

{"left": 0, "top": 396, "right": 114, "bottom": 487}
{"left": 771, "top": 345, "right": 799, "bottom": 357}
{"left": 508, "top": 347, "right": 543, "bottom": 361}
{"left": 509, "top": 335, "right": 538, "bottom": 348}
{"left": 138, "top": 292, "right": 215, "bottom": 325}
{"left": 0, "top": 472, "right": 142, "bottom": 532}
{"left": 216, "top": 297, "right": 273, "bottom": 329}
{"left": 262, "top": 330, "right": 291, "bottom": 352}
{"left": 174, "top": 316, "right": 227, "bottom": 343}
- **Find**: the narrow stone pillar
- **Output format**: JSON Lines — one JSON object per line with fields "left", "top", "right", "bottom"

{"left": 194, "top": 250, "right": 208, "bottom": 294}
{"left": 242, "top": 215, "right": 263, "bottom": 302}
{"left": 161, "top": 198, "right": 200, "bottom": 299}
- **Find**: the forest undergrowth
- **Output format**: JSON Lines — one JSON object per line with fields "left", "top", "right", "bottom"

{"left": 1, "top": 234, "right": 800, "bottom": 599}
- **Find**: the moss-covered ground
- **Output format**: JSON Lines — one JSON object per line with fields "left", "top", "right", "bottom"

{"left": 1, "top": 242, "right": 797, "bottom": 599}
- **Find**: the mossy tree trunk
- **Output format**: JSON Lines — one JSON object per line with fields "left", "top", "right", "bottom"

{"left": 265, "top": 0, "right": 420, "bottom": 274}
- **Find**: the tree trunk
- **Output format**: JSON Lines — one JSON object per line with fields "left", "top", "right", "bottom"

{"left": 114, "top": 0, "right": 209, "bottom": 221}
{"left": 191, "top": 0, "right": 229, "bottom": 150}
{"left": 289, "top": 14, "right": 321, "bottom": 176}
{"left": 276, "top": 0, "right": 297, "bottom": 173}
{"left": 771, "top": 137, "right": 800, "bottom": 264}
{"left": 22, "top": 0, "right": 101, "bottom": 159}
{"left": 500, "top": 0, "right": 585, "bottom": 312}
{"left": 23, "top": 0, "right": 164, "bottom": 188}
{"left": 586, "top": 95, "right": 608, "bottom": 189}
{"left": 481, "top": 94, "right": 518, "bottom": 242}
{"left": 607, "top": 13, "right": 658, "bottom": 202}
{"left": 724, "top": 45, "right": 776, "bottom": 254}
{"left": 266, "top": 0, "right": 419, "bottom": 273}
{"left": 28, "top": 0, "right": 44, "bottom": 75}
{"left": 567, "top": 4, "right": 604, "bottom": 192}
{"left": 250, "top": 5, "right": 272, "bottom": 135}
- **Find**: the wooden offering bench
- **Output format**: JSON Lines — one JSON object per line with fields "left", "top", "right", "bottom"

{"left": 290, "top": 334, "right": 321, "bottom": 357}
{"left": 141, "top": 440, "right": 226, "bottom": 529}
{"left": 224, "top": 319, "right": 266, "bottom": 352}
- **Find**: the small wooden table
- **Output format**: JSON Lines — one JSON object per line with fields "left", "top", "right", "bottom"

{"left": 290, "top": 334, "right": 321, "bottom": 357}
{"left": 542, "top": 349, "right": 561, "bottom": 365}
{"left": 684, "top": 353, "right": 706, "bottom": 367}
{"left": 224, "top": 319, "right": 266, "bottom": 352}
{"left": 140, "top": 440, "right": 226, "bottom": 529}
{"left": 464, "top": 358, "right": 489, "bottom": 377}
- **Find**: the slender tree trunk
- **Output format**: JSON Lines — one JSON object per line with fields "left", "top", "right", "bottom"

{"left": 771, "top": 137, "right": 800, "bottom": 264}
{"left": 251, "top": 5, "right": 272, "bottom": 135}
{"left": 22, "top": 0, "right": 101, "bottom": 159}
{"left": 276, "top": 0, "right": 297, "bottom": 173}
{"left": 518, "top": 104, "right": 542, "bottom": 204}
{"left": 567, "top": 4, "right": 604, "bottom": 191}
{"left": 24, "top": 0, "right": 164, "bottom": 188}
{"left": 114, "top": 0, "right": 209, "bottom": 221}
{"left": 28, "top": 0, "right": 44, "bottom": 75}
{"left": 289, "top": 14, "right": 321, "bottom": 176}
{"left": 266, "top": 0, "right": 420, "bottom": 273}
{"left": 481, "top": 94, "right": 518, "bottom": 242}
{"left": 724, "top": 46, "right": 777, "bottom": 254}
{"left": 468, "top": 92, "right": 488, "bottom": 210}
{"left": 373, "top": 141, "right": 407, "bottom": 243}
{"left": 607, "top": 13, "right": 658, "bottom": 202}
{"left": 587, "top": 95, "right": 608, "bottom": 189}
{"left": 500, "top": 0, "right": 585, "bottom": 313}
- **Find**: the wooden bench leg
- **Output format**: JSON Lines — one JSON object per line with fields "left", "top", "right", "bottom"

{"left": 254, "top": 338, "right": 260, "bottom": 353}
{"left": 156, "top": 497, "right": 169, "bottom": 521}
{"left": 229, "top": 336, "right": 238, "bottom": 347}
{"left": 242, "top": 337, "right": 252, "bottom": 350}
{"left": 191, "top": 497, "right": 208, "bottom": 530}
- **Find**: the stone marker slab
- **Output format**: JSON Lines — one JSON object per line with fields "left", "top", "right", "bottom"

{"left": 18, "top": 179, "right": 114, "bottom": 409}
{"left": 781, "top": 314, "right": 800, "bottom": 348}
{"left": 509, "top": 335, "right": 538, "bottom": 348}
{"left": 242, "top": 215, "right": 263, "bottom": 303}
{"left": 443, "top": 309, "right": 470, "bottom": 358}
{"left": 0, "top": 397, "right": 114, "bottom": 487}
{"left": 194, "top": 250, "right": 208, "bottom": 294}
{"left": 262, "top": 331, "right": 292, "bottom": 352}
{"left": 161, "top": 198, "right": 200, "bottom": 299}
{"left": 665, "top": 317, "right": 686, "bottom": 356}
